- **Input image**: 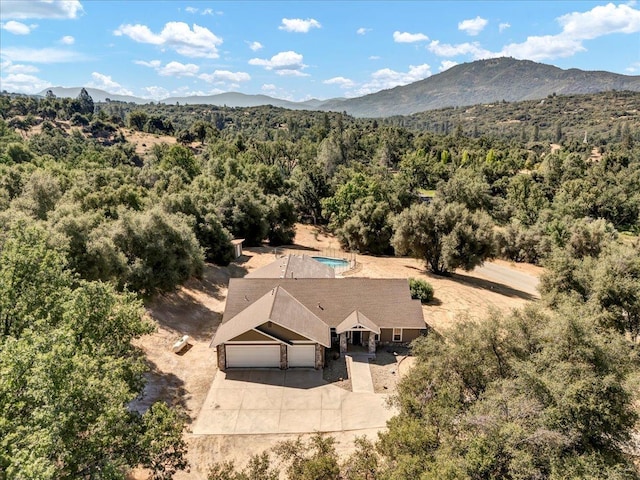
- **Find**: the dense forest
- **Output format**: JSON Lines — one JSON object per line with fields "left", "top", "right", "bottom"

{"left": 1, "top": 89, "right": 639, "bottom": 478}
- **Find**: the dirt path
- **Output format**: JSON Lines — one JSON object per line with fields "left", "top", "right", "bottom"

{"left": 133, "top": 224, "right": 543, "bottom": 478}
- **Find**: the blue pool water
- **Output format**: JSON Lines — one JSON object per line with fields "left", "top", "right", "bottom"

{"left": 312, "top": 256, "right": 350, "bottom": 268}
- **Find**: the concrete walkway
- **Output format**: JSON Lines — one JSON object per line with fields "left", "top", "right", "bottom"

{"left": 346, "top": 355, "right": 375, "bottom": 393}
{"left": 193, "top": 369, "right": 395, "bottom": 435}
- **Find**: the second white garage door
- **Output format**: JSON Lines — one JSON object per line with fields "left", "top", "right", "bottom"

{"left": 226, "top": 345, "right": 280, "bottom": 368}
{"left": 288, "top": 345, "right": 316, "bottom": 367}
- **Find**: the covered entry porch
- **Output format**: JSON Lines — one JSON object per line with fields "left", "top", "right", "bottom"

{"left": 336, "top": 310, "right": 380, "bottom": 355}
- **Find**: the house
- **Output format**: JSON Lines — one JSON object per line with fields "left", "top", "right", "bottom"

{"left": 211, "top": 255, "right": 426, "bottom": 370}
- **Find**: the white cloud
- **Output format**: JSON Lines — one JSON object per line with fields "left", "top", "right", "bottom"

{"left": 0, "top": 73, "right": 51, "bottom": 94}
{"left": 87, "top": 72, "right": 133, "bottom": 95}
{"left": 185, "top": 6, "right": 198, "bottom": 14}
{"left": 626, "top": 61, "right": 640, "bottom": 73}
{"left": 1, "top": 0, "right": 83, "bottom": 19}
{"left": 279, "top": 18, "right": 321, "bottom": 33}
{"left": 439, "top": 60, "right": 458, "bottom": 71}
{"left": 558, "top": 2, "right": 640, "bottom": 39}
{"left": 356, "top": 64, "right": 431, "bottom": 95}
{"left": 0, "top": 60, "right": 39, "bottom": 74}
{"left": 499, "top": 22, "right": 511, "bottom": 33}
{"left": 249, "top": 50, "right": 308, "bottom": 76}
{"left": 1, "top": 46, "right": 89, "bottom": 63}
{"left": 114, "top": 22, "right": 223, "bottom": 58}
{"left": 171, "top": 86, "right": 224, "bottom": 97}
{"left": 357, "top": 27, "right": 371, "bottom": 35}
{"left": 498, "top": 3, "right": 640, "bottom": 61}
{"left": 459, "top": 16, "right": 488, "bottom": 36}
{"left": 60, "top": 35, "right": 75, "bottom": 44}
{"left": 393, "top": 31, "right": 429, "bottom": 43}
{"left": 135, "top": 59, "right": 162, "bottom": 68}
{"left": 248, "top": 41, "right": 263, "bottom": 51}
{"left": 262, "top": 84, "right": 276, "bottom": 92}
{"left": 501, "top": 35, "right": 585, "bottom": 60}
{"left": 1, "top": 20, "right": 32, "bottom": 35}
{"left": 158, "top": 61, "right": 199, "bottom": 76}
{"left": 141, "top": 85, "right": 169, "bottom": 99}
{"left": 369, "top": 55, "right": 381, "bottom": 60}
{"left": 323, "top": 76, "right": 355, "bottom": 88}
{"left": 135, "top": 59, "right": 199, "bottom": 77}
{"left": 199, "top": 70, "right": 251, "bottom": 83}
{"left": 428, "top": 40, "right": 493, "bottom": 59}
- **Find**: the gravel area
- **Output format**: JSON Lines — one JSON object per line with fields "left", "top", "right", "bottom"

{"left": 370, "top": 346, "right": 410, "bottom": 393}
{"left": 322, "top": 349, "right": 352, "bottom": 391}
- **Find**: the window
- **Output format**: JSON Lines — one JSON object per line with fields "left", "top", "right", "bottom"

{"left": 393, "top": 328, "right": 402, "bottom": 342}
{"left": 374, "top": 334, "right": 379, "bottom": 341}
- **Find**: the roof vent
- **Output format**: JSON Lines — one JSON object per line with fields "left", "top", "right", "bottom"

{"left": 317, "top": 303, "right": 324, "bottom": 310}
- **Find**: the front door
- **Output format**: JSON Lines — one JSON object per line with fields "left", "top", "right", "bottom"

{"left": 352, "top": 330, "right": 361, "bottom": 345}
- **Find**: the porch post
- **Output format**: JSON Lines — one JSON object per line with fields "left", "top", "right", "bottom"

{"left": 280, "top": 344, "right": 287, "bottom": 370}
{"left": 368, "top": 333, "right": 376, "bottom": 354}
{"left": 315, "top": 344, "right": 324, "bottom": 369}
{"left": 217, "top": 344, "right": 226, "bottom": 371}
{"left": 339, "top": 332, "right": 347, "bottom": 355}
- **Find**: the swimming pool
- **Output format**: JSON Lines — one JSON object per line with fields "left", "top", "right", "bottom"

{"left": 312, "top": 256, "right": 350, "bottom": 268}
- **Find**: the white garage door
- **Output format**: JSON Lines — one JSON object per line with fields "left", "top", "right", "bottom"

{"left": 226, "top": 345, "right": 280, "bottom": 368}
{"left": 288, "top": 345, "right": 316, "bottom": 368}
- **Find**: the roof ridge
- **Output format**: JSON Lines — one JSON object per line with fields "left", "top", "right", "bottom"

{"left": 268, "top": 284, "right": 280, "bottom": 319}
{"left": 275, "top": 285, "right": 330, "bottom": 328}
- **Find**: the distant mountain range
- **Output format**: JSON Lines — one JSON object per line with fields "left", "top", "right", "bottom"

{"left": 39, "top": 58, "right": 640, "bottom": 117}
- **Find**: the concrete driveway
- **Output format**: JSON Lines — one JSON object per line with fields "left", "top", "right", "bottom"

{"left": 192, "top": 369, "right": 397, "bottom": 435}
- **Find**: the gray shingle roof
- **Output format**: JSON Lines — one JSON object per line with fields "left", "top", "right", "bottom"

{"left": 336, "top": 310, "right": 381, "bottom": 335}
{"left": 212, "top": 286, "right": 331, "bottom": 347}
{"left": 221, "top": 278, "right": 426, "bottom": 331}
{"left": 245, "top": 254, "right": 335, "bottom": 279}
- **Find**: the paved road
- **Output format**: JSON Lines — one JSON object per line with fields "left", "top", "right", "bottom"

{"left": 473, "top": 262, "right": 540, "bottom": 297}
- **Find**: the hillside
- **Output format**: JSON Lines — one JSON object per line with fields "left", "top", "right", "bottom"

{"left": 37, "top": 58, "right": 640, "bottom": 119}
{"left": 160, "top": 91, "right": 321, "bottom": 110}
{"left": 322, "top": 57, "right": 640, "bottom": 117}
{"left": 38, "top": 87, "right": 148, "bottom": 104}
{"left": 384, "top": 90, "right": 640, "bottom": 143}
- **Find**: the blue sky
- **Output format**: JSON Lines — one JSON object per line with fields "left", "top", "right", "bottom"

{"left": 1, "top": 1, "right": 639, "bottom": 101}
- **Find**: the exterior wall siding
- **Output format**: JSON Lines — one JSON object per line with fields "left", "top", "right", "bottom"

{"left": 379, "top": 328, "right": 423, "bottom": 343}
{"left": 229, "top": 330, "right": 273, "bottom": 342}
{"left": 259, "top": 322, "right": 309, "bottom": 341}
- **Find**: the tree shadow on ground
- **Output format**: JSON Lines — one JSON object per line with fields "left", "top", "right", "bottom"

{"left": 451, "top": 272, "right": 538, "bottom": 301}
{"left": 427, "top": 297, "right": 443, "bottom": 306}
{"left": 129, "top": 359, "right": 188, "bottom": 420}
{"left": 147, "top": 295, "right": 221, "bottom": 343}
{"left": 278, "top": 244, "right": 321, "bottom": 252}
{"left": 372, "top": 348, "right": 404, "bottom": 366}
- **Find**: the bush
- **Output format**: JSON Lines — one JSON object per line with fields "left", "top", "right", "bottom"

{"left": 409, "top": 278, "right": 434, "bottom": 304}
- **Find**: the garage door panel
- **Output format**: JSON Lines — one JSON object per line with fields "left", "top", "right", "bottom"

{"left": 288, "top": 345, "right": 316, "bottom": 368}
{"left": 226, "top": 345, "right": 280, "bottom": 368}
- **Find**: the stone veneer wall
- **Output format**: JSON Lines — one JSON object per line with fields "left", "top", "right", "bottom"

{"left": 315, "top": 344, "right": 324, "bottom": 369}
{"left": 280, "top": 344, "right": 287, "bottom": 370}
{"left": 217, "top": 344, "right": 226, "bottom": 370}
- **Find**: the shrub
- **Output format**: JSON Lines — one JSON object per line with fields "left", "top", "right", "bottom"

{"left": 409, "top": 278, "right": 434, "bottom": 304}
